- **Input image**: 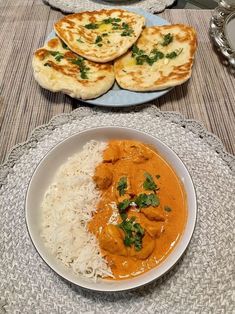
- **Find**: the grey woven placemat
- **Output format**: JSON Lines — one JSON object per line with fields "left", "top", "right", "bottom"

{"left": 0, "top": 106, "right": 234, "bottom": 313}
{"left": 43, "top": 0, "right": 175, "bottom": 14}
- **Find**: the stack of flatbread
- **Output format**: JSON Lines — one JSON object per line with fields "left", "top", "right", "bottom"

{"left": 32, "top": 9, "right": 197, "bottom": 100}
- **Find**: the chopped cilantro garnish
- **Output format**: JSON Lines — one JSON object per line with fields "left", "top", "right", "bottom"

{"left": 143, "top": 172, "right": 157, "bottom": 191}
{"left": 61, "top": 41, "right": 69, "bottom": 50}
{"left": 102, "top": 33, "right": 108, "bottom": 36}
{"left": 134, "top": 193, "right": 160, "bottom": 208}
{"left": 164, "top": 206, "right": 172, "bottom": 212}
{"left": 124, "top": 236, "right": 135, "bottom": 246}
{"left": 135, "top": 54, "right": 149, "bottom": 65}
{"left": 95, "top": 35, "right": 102, "bottom": 44}
{"left": 77, "top": 38, "right": 84, "bottom": 43}
{"left": 166, "top": 48, "right": 183, "bottom": 59}
{"left": 132, "top": 44, "right": 144, "bottom": 56}
{"left": 120, "top": 213, "right": 128, "bottom": 220}
{"left": 121, "top": 30, "right": 132, "bottom": 36}
{"left": 44, "top": 62, "right": 51, "bottom": 67}
{"left": 84, "top": 23, "right": 98, "bottom": 29}
{"left": 132, "top": 45, "right": 164, "bottom": 66}
{"left": 112, "top": 24, "right": 119, "bottom": 30}
{"left": 69, "top": 56, "right": 90, "bottom": 79}
{"left": 49, "top": 51, "right": 64, "bottom": 62}
{"left": 156, "top": 174, "right": 161, "bottom": 179}
{"left": 148, "top": 50, "right": 164, "bottom": 65}
{"left": 55, "top": 53, "right": 64, "bottom": 62}
{"left": 117, "top": 199, "right": 131, "bottom": 213}
{"left": 166, "top": 51, "right": 177, "bottom": 59}
{"left": 119, "top": 217, "right": 145, "bottom": 251}
{"left": 117, "top": 177, "right": 127, "bottom": 196}
{"left": 103, "top": 17, "right": 121, "bottom": 24}
{"left": 49, "top": 51, "right": 59, "bottom": 56}
{"left": 97, "top": 43, "right": 102, "bottom": 47}
{"left": 161, "top": 33, "right": 173, "bottom": 46}
{"left": 122, "top": 22, "right": 130, "bottom": 29}
{"left": 120, "top": 22, "right": 134, "bottom": 36}
{"left": 80, "top": 71, "right": 89, "bottom": 79}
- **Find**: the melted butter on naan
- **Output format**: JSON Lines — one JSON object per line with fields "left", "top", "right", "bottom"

{"left": 32, "top": 37, "right": 115, "bottom": 99}
{"left": 54, "top": 9, "right": 145, "bottom": 63}
{"left": 114, "top": 24, "right": 197, "bottom": 91}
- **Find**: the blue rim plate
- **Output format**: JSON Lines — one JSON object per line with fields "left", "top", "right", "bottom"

{"left": 46, "top": 8, "right": 171, "bottom": 107}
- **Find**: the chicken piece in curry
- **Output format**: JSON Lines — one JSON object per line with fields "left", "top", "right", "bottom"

{"left": 89, "top": 140, "right": 187, "bottom": 279}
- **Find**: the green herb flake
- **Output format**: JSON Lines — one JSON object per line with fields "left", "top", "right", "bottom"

{"left": 156, "top": 174, "right": 161, "bottom": 179}
{"left": 44, "top": 62, "right": 51, "bottom": 67}
{"left": 124, "top": 236, "right": 135, "bottom": 246}
{"left": 120, "top": 213, "right": 128, "bottom": 220}
{"left": 55, "top": 53, "right": 64, "bottom": 62}
{"left": 84, "top": 23, "right": 98, "bottom": 29}
{"left": 161, "top": 33, "right": 173, "bottom": 46}
{"left": 132, "top": 45, "right": 164, "bottom": 66}
{"left": 132, "top": 44, "right": 145, "bottom": 57}
{"left": 164, "top": 206, "right": 172, "bottom": 212}
{"left": 69, "top": 56, "right": 90, "bottom": 79}
{"left": 135, "top": 54, "right": 149, "bottom": 65}
{"left": 102, "top": 33, "right": 108, "bottom": 37}
{"left": 122, "top": 22, "right": 129, "bottom": 29}
{"left": 117, "top": 176, "right": 127, "bottom": 196}
{"left": 143, "top": 172, "right": 157, "bottom": 191}
{"left": 120, "top": 22, "right": 134, "bottom": 37}
{"left": 166, "top": 48, "right": 183, "bottom": 59}
{"left": 166, "top": 51, "right": 177, "bottom": 59}
{"left": 61, "top": 41, "right": 69, "bottom": 50}
{"left": 134, "top": 193, "right": 160, "bottom": 208}
{"left": 103, "top": 17, "right": 121, "bottom": 24}
{"left": 112, "top": 25, "right": 119, "bottom": 30}
{"left": 103, "top": 18, "right": 112, "bottom": 24}
{"left": 118, "top": 217, "right": 145, "bottom": 251}
{"left": 147, "top": 50, "right": 164, "bottom": 65}
{"left": 77, "top": 38, "right": 84, "bottom": 43}
{"left": 80, "top": 71, "right": 88, "bottom": 79}
{"left": 49, "top": 51, "right": 64, "bottom": 62}
{"left": 95, "top": 35, "right": 102, "bottom": 44}
{"left": 117, "top": 199, "right": 131, "bottom": 213}
{"left": 121, "top": 29, "right": 134, "bottom": 37}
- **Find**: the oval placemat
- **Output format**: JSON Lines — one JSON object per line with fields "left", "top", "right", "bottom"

{"left": 0, "top": 106, "right": 234, "bottom": 313}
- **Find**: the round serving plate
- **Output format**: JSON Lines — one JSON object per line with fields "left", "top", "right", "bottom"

{"left": 25, "top": 126, "right": 197, "bottom": 292}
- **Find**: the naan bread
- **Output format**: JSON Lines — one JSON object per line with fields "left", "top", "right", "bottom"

{"left": 114, "top": 24, "right": 197, "bottom": 91}
{"left": 32, "top": 37, "right": 115, "bottom": 100}
{"left": 54, "top": 9, "right": 145, "bottom": 63}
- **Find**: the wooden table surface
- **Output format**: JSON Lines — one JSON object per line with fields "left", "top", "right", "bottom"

{"left": 0, "top": 0, "right": 234, "bottom": 165}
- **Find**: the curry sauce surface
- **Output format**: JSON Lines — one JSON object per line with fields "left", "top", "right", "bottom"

{"left": 89, "top": 140, "right": 187, "bottom": 279}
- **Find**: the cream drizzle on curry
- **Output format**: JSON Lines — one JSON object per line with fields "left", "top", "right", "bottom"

{"left": 89, "top": 140, "right": 187, "bottom": 280}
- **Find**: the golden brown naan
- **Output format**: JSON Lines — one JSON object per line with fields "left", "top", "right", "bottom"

{"left": 54, "top": 9, "right": 145, "bottom": 63}
{"left": 32, "top": 37, "right": 115, "bottom": 100}
{"left": 114, "top": 24, "right": 197, "bottom": 91}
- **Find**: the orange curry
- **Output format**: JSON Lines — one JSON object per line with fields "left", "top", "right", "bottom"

{"left": 89, "top": 140, "right": 187, "bottom": 279}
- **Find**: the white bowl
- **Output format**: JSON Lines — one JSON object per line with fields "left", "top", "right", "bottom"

{"left": 25, "top": 126, "right": 197, "bottom": 292}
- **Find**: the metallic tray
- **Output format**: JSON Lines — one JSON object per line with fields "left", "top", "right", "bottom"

{"left": 210, "top": 0, "right": 235, "bottom": 68}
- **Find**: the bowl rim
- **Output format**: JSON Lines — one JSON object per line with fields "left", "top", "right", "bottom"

{"left": 25, "top": 126, "right": 197, "bottom": 292}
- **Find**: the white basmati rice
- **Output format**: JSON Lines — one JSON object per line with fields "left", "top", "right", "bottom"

{"left": 41, "top": 140, "right": 113, "bottom": 280}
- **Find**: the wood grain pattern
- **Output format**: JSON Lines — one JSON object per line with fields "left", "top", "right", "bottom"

{"left": 0, "top": 1, "right": 234, "bottom": 164}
